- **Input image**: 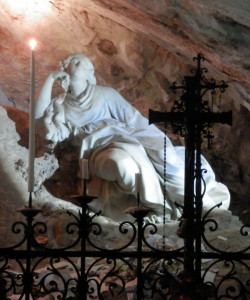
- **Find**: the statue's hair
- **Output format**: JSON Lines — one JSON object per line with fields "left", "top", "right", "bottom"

{"left": 59, "top": 53, "right": 96, "bottom": 85}
{"left": 43, "top": 95, "right": 71, "bottom": 144}
{"left": 44, "top": 54, "right": 97, "bottom": 145}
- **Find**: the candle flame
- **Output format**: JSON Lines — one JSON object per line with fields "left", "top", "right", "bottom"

{"left": 29, "top": 39, "right": 37, "bottom": 50}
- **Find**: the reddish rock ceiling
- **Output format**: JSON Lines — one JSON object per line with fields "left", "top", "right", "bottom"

{"left": 0, "top": 0, "right": 249, "bottom": 113}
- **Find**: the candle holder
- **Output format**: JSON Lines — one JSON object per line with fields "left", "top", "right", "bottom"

{"left": 71, "top": 178, "right": 97, "bottom": 205}
{"left": 18, "top": 192, "right": 42, "bottom": 219}
{"left": 125, "top": 206, "right": 152, "bottom": 220}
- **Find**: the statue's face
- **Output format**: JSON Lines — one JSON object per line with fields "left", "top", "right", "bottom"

{"left": 69, "top": 58, "right": 80, "bottom": 72}
{"left": 69, "top": 57, "right": 91, "bottom": 83}
{"left": 60, "top": 54, "right": 96, "bottom": 85}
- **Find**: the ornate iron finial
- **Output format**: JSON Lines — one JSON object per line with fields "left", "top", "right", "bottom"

{"left": 166, "top": 53, "right": 231, "bottom": 147}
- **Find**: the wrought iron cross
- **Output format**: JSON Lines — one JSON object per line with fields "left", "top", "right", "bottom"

{"left": 149, "top": 53, "right": 232, "bottom": 281}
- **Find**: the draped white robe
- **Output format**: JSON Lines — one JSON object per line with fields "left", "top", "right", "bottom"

{"left": 44, "top": 84, "right": 230, "bottom": 222}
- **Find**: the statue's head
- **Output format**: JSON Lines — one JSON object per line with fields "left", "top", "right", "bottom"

{"left": 59, "top": 53, "right": 96, "bottom": 85}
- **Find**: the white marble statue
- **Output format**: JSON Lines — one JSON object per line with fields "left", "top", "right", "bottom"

{"left": 35, "top": 53, "right": 230, "bottom": 223}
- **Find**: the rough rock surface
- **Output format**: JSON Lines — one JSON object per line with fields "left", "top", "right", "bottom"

{"left": 0, "top": 106, "right": 79, "bottom": 246}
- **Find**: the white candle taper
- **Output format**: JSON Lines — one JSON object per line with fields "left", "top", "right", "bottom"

{"left": 80, "top": 159, "right": 89, "bottom": 180}
{"left": 135, "top": 173, "right": 141, "bottom": 206}
{"left": 135, "top": 173, "right": 141, "bottom": 194}
{"left": 28, "top": 39, "right": 37, "bottom": 194}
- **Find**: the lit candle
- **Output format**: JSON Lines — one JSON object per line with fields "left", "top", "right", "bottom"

{"left": 80, "top": 159, "right": 89, "bottom": 180}
{"left": 28, "top": 39, "right": 37, "bottom": 194}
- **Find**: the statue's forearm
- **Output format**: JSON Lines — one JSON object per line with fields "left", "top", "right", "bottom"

{"left": 35, "top": 74, "right": 55, "bottom": 119}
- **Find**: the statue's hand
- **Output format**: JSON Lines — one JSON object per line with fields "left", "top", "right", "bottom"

{"left": 51, "top": 71, "right": 70, "bottom": 92}
{"left": 51, "top": 71, "right": 69, "bottom": 82}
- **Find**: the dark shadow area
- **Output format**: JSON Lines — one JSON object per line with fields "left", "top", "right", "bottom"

{"left": 43, "top": 140, "right": 81, "bottom": 203}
